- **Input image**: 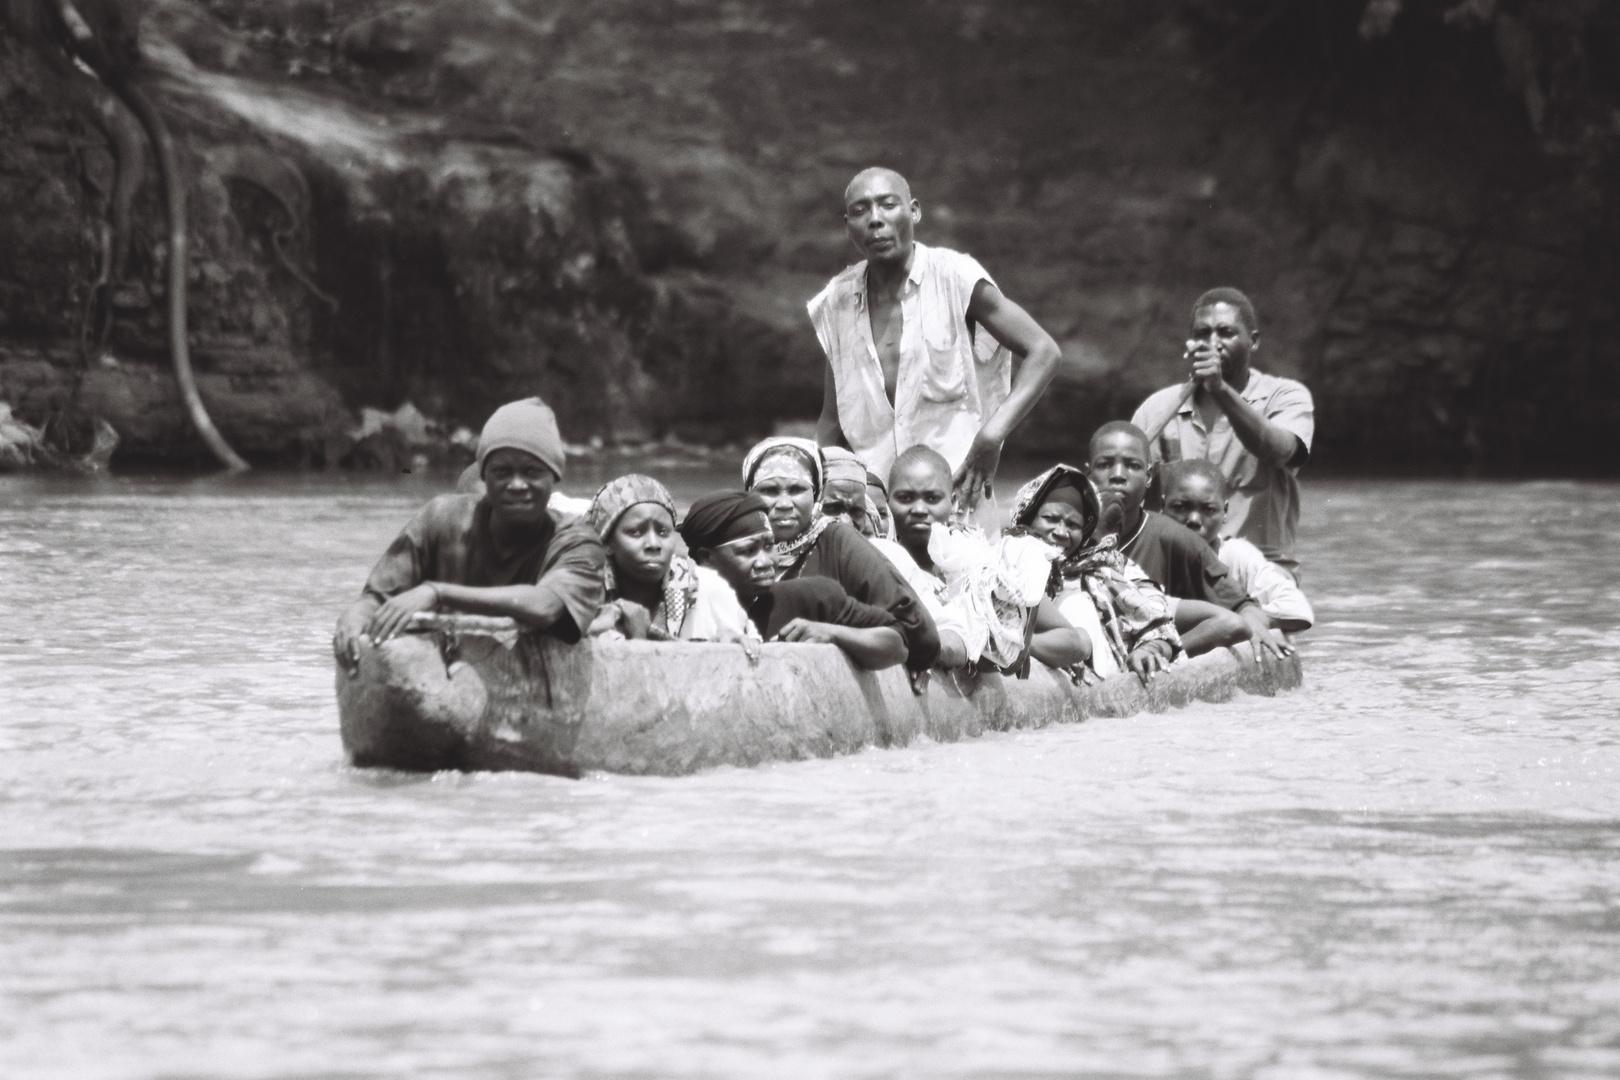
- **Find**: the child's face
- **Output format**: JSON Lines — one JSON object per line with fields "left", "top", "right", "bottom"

{"left": 888, "top": 460, "right": 953, "bottom": 550}
{"left": 1086, "top": 432, "right": 1152, "bottom": 520}
{"left": 1162, "top": 473, "right": 1226, "bottom": 545}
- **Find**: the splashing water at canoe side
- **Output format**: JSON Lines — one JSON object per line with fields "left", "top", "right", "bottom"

{"left": 1, "top": 469, "right": 1618, "bottom": 1078}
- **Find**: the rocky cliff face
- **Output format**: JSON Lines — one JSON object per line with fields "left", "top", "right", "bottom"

{"left": 2, "top": 0, "right": 1614, "bottom": 471}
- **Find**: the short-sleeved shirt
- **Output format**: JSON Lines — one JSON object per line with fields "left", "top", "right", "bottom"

{"left": 1215, "top": 536, "right": 1314, "bottom": 630}
{"left": 361, "top": 494, "right": 606, "bottom": 641}
{"left": 1132, "top": 368, "right": 1314, "bottom": 569}
{"left": 807, "top": 242, "right": 1011, "bottom": 482}
{"left": 1120, "top": 511, "right": 1251, "bottom": 612}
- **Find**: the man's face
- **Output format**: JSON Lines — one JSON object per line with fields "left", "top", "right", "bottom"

{"left": 1189, "top": 302, "right": 1258, "bottom": 383}
{"left": 1162, "top": 473, "right": 1226, "bottom": 545}
{"left": 821, "top": 479, "right": 870, "bottom": 535}
{"left": 845, "top": 172, "right": 919, "bottom": 266}
{"left": 700, "top": 525, "right": 777, "bottom": 601}
{"left": 1085, "top": 432, "right": 1152, "bottom": 521}
{"left": 888, "top": 459, "right": 953, "bottom": 552}
{"left": 482, "top": 448, "right": 555, "bottom": 525}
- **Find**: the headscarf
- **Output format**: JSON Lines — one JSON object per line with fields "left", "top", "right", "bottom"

{"left": 820, "top": 446, "right": 869, "bottom": 488}
{"left": 588, "top": 474, "right": 694, "bottom": 638}
{"left": 743, "top": 436, "right": 833, "bottom": 571}
{"left": 1009, "top": 464, "right": 1099, "bottom": 546}
{"left": 680, "top": 491, "right": 772, "bottom": 550}
{"left": 1054, "top": 534, "right": 1180, "bottom": 673}
{"left": 476, "top": 397, "right": 566, "bottom": 480}
{"left": 742, "top": 436, "right": 823, "bottom": 498}
{"left": 1008, "top": 465, "right": 1178, "bottom": 671}
{"left": 586, "top": 474, "right": 677, "bottom": 539}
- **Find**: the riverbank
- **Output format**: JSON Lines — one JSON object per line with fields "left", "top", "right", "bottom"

{"left": 3, "top": 0, "right": 1615, "bottom": 472}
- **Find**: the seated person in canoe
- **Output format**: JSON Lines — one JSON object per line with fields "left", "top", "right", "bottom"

{"left": 819, "top": 446, "right": 881, "bottom": 539}
{"left": 583, "top": 474, "right": 759, "bottom": 649}
{"left": 883, "top": 445, "right": 1089, "bottom": 674}
{"left": 742, "top": 436, "right": 941, "bottom": 672}
{"left": 1086, "top": 420, "right": 1289, "bottom": 662}
{"left": 680, "top": 491, "right": 908, "bottom": 670}
{"left": 1006, "top": 464, "right": 1181, "bottom": 680}
{"left": 334, "top": 398, "right": 606, "bottom": 667}
{"left": 1159, "top": 459, "right": 1314, "bottom": 635}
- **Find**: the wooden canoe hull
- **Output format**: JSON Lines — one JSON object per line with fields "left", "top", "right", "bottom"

{"left": 336, "top": 615, "right": 1303, "bottom": 777}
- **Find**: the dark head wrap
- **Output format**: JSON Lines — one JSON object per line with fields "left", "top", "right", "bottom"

{"left": 865, "top": 471, "right": 887, "bottom": 495}
{"left": 680, "top": 491, "right": 772, "bottom": 550}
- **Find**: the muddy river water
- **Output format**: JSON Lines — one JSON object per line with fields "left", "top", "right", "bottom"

{"left": 2, "top": 469, "right": 1617, "bottom": 1078}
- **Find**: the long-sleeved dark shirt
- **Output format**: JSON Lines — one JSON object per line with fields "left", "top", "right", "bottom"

{"left": 782, "top": 520, "right": 942, "bottom": 670}
{"left": 746, "top": 577, "right": 897, "bottom": 640}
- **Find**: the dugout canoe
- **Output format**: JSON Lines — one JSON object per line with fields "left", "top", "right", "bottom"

{"left": 337, "top": 614, "right": 1303, "bottom": 777}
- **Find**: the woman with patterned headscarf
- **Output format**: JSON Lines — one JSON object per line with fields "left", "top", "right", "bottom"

{"left": 741, "top": 437, "right": 940, "bottom": 673}
{"left": 584, "top": 474, "right": 756, "bottom": 648}
{"left": 1008, "top": 465, "right": 1182, "bottom": 681}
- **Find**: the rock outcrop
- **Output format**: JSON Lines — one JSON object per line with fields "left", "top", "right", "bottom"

{"left": 2, "top": 0, "right": 1614, "bottom": 471}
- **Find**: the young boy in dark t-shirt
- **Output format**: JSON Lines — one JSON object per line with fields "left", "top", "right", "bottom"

{"left": 1084, "top": 421, "right": 1292, "bottom": 662}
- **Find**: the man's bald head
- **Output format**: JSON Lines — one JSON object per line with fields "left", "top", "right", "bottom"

{"left": 844, "top": 167, "right": 920, "bottom": 266}
{"left": 844, "top": 167, "right": 913, "bottom": 207}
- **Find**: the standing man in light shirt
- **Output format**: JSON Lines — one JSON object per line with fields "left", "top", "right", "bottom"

{"left": 809, "top": 167, "right": 1063, "bottom": 510}
{"left": 1131, "top": 288, "right": 1315, "bottom": 576}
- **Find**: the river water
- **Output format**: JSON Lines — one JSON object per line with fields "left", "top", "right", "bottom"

{"left": 1, "top": 469, "right": 1617, "bottom": 1079}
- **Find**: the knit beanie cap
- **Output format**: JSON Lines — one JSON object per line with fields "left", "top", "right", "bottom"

{"left": 476, "top": 397, "right": 566, "bottom": 480}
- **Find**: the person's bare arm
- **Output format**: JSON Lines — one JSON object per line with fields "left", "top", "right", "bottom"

{"left": 776, "top": 618, "right": 908, "bottom": 670}
{"left": 1190, "top": 347, "right": 1305, "bottom": 468}
{"left": 816, "top": 356, "right": 846, "bottom": 448}
{"left": 1027, "top": 597, "right": 1089, "bottom": 669}
{"left": 1237, "top": 601, "right": 1293, "bottom": 662}
{"left": 365, "top": 582, "right": 571, "bottom": 644}
{"left": 958, "top": 280, "right": 1062, "bottom": 501}
{"left": 1175, "top": 599, "right": 1251, "bottom": 657}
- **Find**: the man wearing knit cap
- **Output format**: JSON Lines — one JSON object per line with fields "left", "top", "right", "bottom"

{"left": 334, "top": 398, "right": 606, "bottom": 667}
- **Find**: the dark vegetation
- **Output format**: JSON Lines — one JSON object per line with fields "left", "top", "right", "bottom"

{"left": 1, "top": 0, "right": 1615, "bottom": 472}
